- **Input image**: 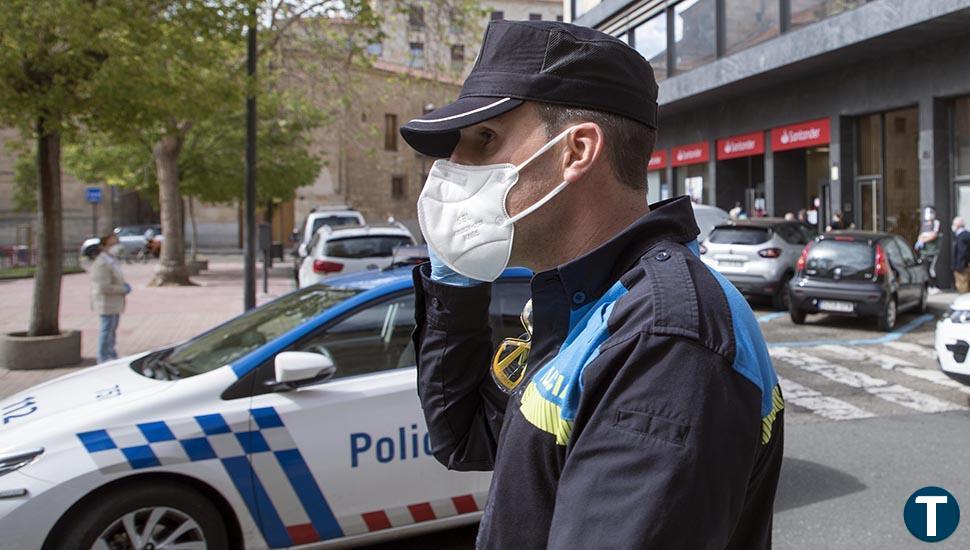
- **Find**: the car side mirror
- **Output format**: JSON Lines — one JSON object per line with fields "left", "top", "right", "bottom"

{"left": 268, "top": 351, "right": 336, "bottom": 391}
{"left": 297, "top": 243, "right": 308, "bottom": 257}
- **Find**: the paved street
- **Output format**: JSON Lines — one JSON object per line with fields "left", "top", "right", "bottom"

{"left": 0, "top": 255, "right": 294, "bottom": 399}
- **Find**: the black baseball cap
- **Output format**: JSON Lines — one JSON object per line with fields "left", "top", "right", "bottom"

{"left": 400, "top": 20, "right": 659, "bottom": 158}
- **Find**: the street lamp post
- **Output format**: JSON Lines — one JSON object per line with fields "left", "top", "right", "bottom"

{"left": 243, "top": 4, "right": 257, "bottom": 311}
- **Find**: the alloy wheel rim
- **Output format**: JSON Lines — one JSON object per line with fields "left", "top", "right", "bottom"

{"left": 92, "top": 506, "right": 206, "bottom": 550}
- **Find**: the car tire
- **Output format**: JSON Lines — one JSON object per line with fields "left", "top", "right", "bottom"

{"left": 919, "top": 284, "right": 928, "bottom": 314}
{"left": 877, "top": 296, "right": 898, "bottom": 332}
{"left": 790, "top": 305, "right": 806, "bottom": 325}
{"left": 46, "top": 480, "right": 228, "bottom": 550}
{"left": 772, "top": 274, "right": 793, "bottom": 310}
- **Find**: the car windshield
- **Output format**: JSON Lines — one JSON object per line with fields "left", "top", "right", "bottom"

{"left": 708, "top": 226, "right": 771, "bottom": 245}
{"left": 115, "top": 226, "right": 144, "bottom": 237}
{"left": 325, "top": 236, "right": 413, "bottom": 259}
{"left": 132, "top": 285, "right": 362, "bottom": 380}
{"left": 310, "top": 215, "right": 358, "bottom": 234}
{"left": 805, "top": 239, "right": 874, "bottom": 280}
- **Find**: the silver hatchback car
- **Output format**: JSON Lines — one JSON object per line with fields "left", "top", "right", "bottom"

{"left": 701, "top": 218, "right": 816, "bottom": 309}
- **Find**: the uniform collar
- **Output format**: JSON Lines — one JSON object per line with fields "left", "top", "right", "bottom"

{"left": 551, "top": 195, "right": 700, "bottom": 310}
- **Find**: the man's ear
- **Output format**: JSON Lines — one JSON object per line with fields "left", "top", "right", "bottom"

{"left": 562, "top": 122, "right": 604, "bottom": 184}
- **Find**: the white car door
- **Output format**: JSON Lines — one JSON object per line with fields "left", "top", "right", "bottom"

{"left": 242, "top": 291, "right": 490, "bottom": 547}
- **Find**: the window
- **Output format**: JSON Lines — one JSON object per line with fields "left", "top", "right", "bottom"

{"left": 529, "top": 13, "right": 542, "bottom": 21}
{"left": 450, "top": 44, "right": 465, "bottom": 71}
{"left": 774, "top": 224, "right": 805, "bottom": 245}
{"left": 325, "top": 235, "right": 413, "bottom": 258}
{"left": 673, "top": 0, "right": 716, "bottom": 73}
{"left": 408, "top": 42, "right": 425, "bottom": 68}
{"left": 633, "top": 13, "right": 667, "bottom": 80}
{"left": 805, "top": 240, "right": 874, "bottom": 280}
{"left": 790, "top": 0, "right": 865, "bottom": 30}
{"left": 957, "top": 96, "right": 970, "bottom": 178}
{"left": 708, "top": 226, "right": 771, "bottom": 245}
{"left": 365, "top": 42, "right": 382, "bottom": 57}
{"left": 408, "top": 4, "right": 425, "bottom": 29}
{"left": 724, "top": 0, "right": 779, "bottom": 56}
{"left": 146, "top": 285, "right": 363, "bottom": 380}
{"left": 573, "top": 0, "right": 600, "bottom": 20}
{"left": 490, "top": 11, "right": 504, "bottom": 20}
{"left": 392, "top": 176, "right": 406, "bottom": 200}
{"left": 556, "top": 15, "right": 564, "bottom": 22}
{"left": 384, "top": 113, "right": 397, "bottom": 151}
{"left": 295, "top": 293, "right": 418, "bottom": 378}
{"left": 310, "top": 215, "right": 360, "bottom": 236}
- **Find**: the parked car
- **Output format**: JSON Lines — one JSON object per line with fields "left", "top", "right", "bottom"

{"left": 691, "top": 203, "right": 730, "bottom": 243}
{"left": 0, "top": 265, "right": 533, "bottom": 550}
{"left": 80, "top": 225, "right": 162, "bottom": 259}
{"left": 788, "top": 231, "right": 929, "bottom": 331}
{"left": 293, "top": 207, "right": 367, "bottom": 258}
{"left": 297, "top": 225, "right": 416, "bottom": 288}
{"left": 936, "top": 293, "right": 970, "bottom": 386}
{"left": 701, "top": 218, "right": 816, "bottom": 309}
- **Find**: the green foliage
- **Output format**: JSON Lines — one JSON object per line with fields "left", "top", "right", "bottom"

{"left": 8, "top": 141, "right": 38, "bottom": 213}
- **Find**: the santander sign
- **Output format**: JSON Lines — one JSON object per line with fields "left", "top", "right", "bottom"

{"left": 671, "top": 142, "right": 710, "bottom": 167}
{"left": 771, "top": 118, "right": 830, "bottom": 152}
{"left": 716, "top": 131, "right": 765, "bottom": 160}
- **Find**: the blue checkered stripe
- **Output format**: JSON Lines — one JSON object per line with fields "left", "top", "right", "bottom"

{"left": 76, "top": 407, "right": 344, "bottom": 548}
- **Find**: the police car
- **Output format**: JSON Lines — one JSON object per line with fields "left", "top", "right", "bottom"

{"left": 936, "top": 293, "right": 970, "bottom": 386}
{"left": 0, "top": 266, "right": 532, "bottom": 549}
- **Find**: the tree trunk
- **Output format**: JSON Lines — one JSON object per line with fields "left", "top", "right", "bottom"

{"left": 151, "top": 133, "right": 191, "bottom": 286}
{"left": 27, "top": 122, "right": 63, "bottom": 336}
{"left": 187, "top": 195, "right": 198, "bottom": 262}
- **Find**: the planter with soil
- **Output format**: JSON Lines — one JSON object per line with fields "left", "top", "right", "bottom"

{"left": 0, "top": 330, "right": 82, "bottom": 370}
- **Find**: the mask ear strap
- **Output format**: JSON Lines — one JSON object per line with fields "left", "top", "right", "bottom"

{"left": 514, "top": 125, "right": 578, "bottom": 173}
{"left": 502, "top": 179, "right": 570, "bottom": 227}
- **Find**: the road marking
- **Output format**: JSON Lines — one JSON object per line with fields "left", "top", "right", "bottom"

{"left": 767, "top": 314, "right": 935, "bottom": 349}
{"left": 885, "top": 341, "right": 937, "bottom": 361}
{"left": 757, "top": 312, "right": 788, "bottom": 324}
{"left": 771, "top": 347, "right": 965, "bottom": 413}
{"left": 817, "top": 345, "right": 970, "bottom": 395}
{"left": 777, "top": 376, "right": 875, "bottom": 421}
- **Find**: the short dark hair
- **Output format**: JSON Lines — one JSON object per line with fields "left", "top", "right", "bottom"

{"left": 534, "top": 103, "right": 656, "bottom": 191}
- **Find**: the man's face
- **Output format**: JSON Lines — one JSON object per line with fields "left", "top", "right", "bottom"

{"left": 449, "top": 104, "right": 568, "bottom": 267}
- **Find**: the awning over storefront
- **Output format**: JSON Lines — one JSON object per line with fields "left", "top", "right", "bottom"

{"left": 716, "top": 131, "right": 765, "bottom": 160}
{"left": 671, "top": 141, "right": 710, "bottom": 167}
{"left": 648, "top": 150, "right": 667, "bottom": 171}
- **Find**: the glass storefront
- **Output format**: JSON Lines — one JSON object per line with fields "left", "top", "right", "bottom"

{"left": 724, "top": 0, "right": 779, "bottom": 56}
{"left": 673, "top": 0, "right": 716, "bottom": 73}
{"left": 647, "top": 169, "right": 670, "bottom": 204}
{"left": 790, "top": 0, "right": 866, "bottom": 30}
{"left": 676, "top": 164, "right": 711, "bottom": 204}
{"left": 573, "top": 0, "right": 601, "bottom": 20}
{"left": 955, "top": 97, "right": 970, "bottom": 222}
{"left": 634, "top": 13, "right": 668, "bottom": 80}
{"left": 855, "top": 108, "right": 920, "bottom": 244}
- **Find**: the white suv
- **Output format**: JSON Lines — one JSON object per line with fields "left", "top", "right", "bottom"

{"left": 298, "top": 225, "right": 416, "bottom": 287}
{"left": 293, "top": 207, "right": 367, "bottom": 258}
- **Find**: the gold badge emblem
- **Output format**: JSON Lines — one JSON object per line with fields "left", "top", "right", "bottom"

{"left": 491, "top": 299, "right": 532, "bottom": 393}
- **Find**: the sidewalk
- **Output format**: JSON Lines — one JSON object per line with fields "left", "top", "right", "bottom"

{"left": 0, "top": 255, "right": 295, "bottom": 399}
{"left": 927, "top": 289, "right": 960, "bottom": 316}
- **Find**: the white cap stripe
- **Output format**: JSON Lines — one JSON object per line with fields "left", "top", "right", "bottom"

{"left": 407, "top": 97, "right": 512, "bottom": 124}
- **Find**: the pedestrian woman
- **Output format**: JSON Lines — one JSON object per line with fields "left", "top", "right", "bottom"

{"left": 91, "top": 233, "right": 131, "bottom": 363}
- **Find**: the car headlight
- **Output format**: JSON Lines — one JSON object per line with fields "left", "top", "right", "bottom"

{"left": 0, "top": 448, "right": 43, "bottom": 478}
{"left": 946, "top": 309, "right": 970, "bottom": 323}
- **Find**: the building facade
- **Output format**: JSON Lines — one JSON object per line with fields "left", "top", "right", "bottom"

{"left": 572, "top": 0, "right": 970, "bottom": 285}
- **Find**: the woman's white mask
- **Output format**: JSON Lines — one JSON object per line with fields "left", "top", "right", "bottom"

{"left": 417, "top": 126, "right": 578, "bottom": 282}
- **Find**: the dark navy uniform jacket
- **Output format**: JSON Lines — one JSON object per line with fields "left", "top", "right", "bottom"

{"left": 412, "top": 196, "right": 784, "bottom": 549}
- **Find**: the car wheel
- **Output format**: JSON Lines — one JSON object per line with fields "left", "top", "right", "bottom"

{"left": 790, "top": 305, "right": 806, "bottom": 324}
{"left": 877, "top": 296, "right": 897, "bottom": 332}
{"left": 46, "top": 481, "right": 228, "bottom": 550}
{"left": 772, "top": 274, "right": 793, "bottom": 310}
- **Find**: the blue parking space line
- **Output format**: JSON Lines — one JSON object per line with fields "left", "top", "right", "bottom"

{"left": 275, "top": 448, "right": 344, "bottom": 541}
{"left": 757, "top": 312, "right": 788, "bottom": 324}
{"left": 222, "top": 456, "right": 292, "bottom": 548}
{"left": 767, "top": 313, "right": 934, "bottom": 349}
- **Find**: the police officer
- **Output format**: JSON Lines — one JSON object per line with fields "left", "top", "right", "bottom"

{"left": 401, "top": 20, "right": 783, "bottom": 549}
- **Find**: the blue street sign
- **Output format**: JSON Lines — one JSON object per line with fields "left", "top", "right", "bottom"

{"left": 85, "top": 187, "right": 102, "bottom": 204}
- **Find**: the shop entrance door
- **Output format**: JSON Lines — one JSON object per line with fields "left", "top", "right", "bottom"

{"left": 859, "top": 178, "right": 880, "bottom": 231}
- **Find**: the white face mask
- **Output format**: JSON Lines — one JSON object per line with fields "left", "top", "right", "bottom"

{"left": 417, "top": 126, "right": 578, "bottom": 282}
{"left": 108, "top": 243, "right": 125, "bottom": 257}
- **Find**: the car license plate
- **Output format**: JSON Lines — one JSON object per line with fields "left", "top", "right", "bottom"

{"left": 719, "top": 260, "right": 744, "bottom": 268}
{"left": 818, "top": 300, "right": 854, "bottom": 313}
